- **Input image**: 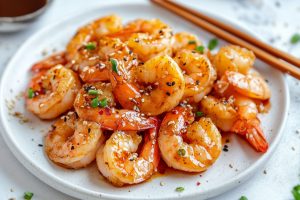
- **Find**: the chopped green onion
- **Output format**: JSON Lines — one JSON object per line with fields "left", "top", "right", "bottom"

{"left": 177, "top": 148, "right": 186, "bottom": 157}
{"left": 91, "top": 97, "right": 107, "bottom": 108}
{"left": 195, "top": 45, "right": 205, "bottom": 53}
{"left": 291, "top": 33, "right": 300, "bottom": 44}
{"left": 85, "top": 42, "right": 96, "bottom": 50}
{"left": 239, "top": 196, "right": 248, "bottom": 200}
{"left": 88, "top": 89, "right": 99, "bottom": 95}
{"left": 110, "top": 58, "right": 118, "bottom": 74}
{"left": 28, "top": 88, "right": 35, "bottom": 99}
{"left": 175, "top": 187, "right": 184, "bottom": 192}
{"left": 91, "top": 97, "right": 99, "bottom": 108}
{"left": 292, "top": 185, "right": 300, "bottom": 200}
{"left": 188, "top": 40, "right": 197, "bottom": 44}
{"left": 24, "top": 192, "right": 34, "bottom": 200}
{"left": 208, "top": 38, "right": 218, "bottom": 50}
{"left": 196, "top": 111, "right": 204, "bottom": 117}
{"left": 99, "top": 98, "right": 108, "bottom": 107}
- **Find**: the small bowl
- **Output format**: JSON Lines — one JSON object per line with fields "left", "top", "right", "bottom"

{"left": 0, "top": 0, "right": 52, "bottom": 32}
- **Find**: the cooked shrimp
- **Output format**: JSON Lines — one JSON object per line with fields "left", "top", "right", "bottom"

{"left": 68, "top": 36, "right": 138, "bottom": 83}
{"left": 118, "top": 19, "right": 173, "bottom": 62}
{"left": 174, "top": 50, "right": 217, "bottom": 102}
{"left": 96, "top": 121, "right": 159, "bottom": 186}
{"left": 74, "top": 82, "right": 156, "bottom": 131}
{"left": 71, "top": 36, "right": 137, "bottom": 83}
{"left": 214, "top": 70, "right": 271, "bottom": 100}
{"left": 67, "top": 41, "right": 110, "bottom": 83}
{"left": 78, "top": 64, "right": 110, "bottom": 83}
{"left": 67, "top": 38, "right": 122, "bottom": 83}
{"left": 110, "top": 55, "right": 185, "bottom": 116}
{"left": 172, "top": 32, "right": 202, "bottom": 54}
{"left": 31, "top": 52, "right": 67, "bottom": 72}
{"left": 213, "top": 45, "right": 255, "bottom": 77}
{"left": 98, "top": 37, "right": 139, "bottom": 69}
{"left": 66, "top": 15, "right": 123, "bottom": 61}
{"left": 158, "top": 106, "right": 222, "bottom": 172}
{"left": 65, "top": 15, "right": 123, "bottom": 82}
{"left": 45, "top": 111, "right": 104, "bottom": 169}
{"left": 200, "top": 95, "right": 268, "bottom": 152}
{"left": 26, "top": 65, "right": 81, "bottom": 119}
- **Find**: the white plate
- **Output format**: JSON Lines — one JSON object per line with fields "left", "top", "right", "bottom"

{"left": 0, "top": 2, "right": 289, "bottom": 200}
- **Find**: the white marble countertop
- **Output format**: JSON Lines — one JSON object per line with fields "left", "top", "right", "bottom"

{"left": 0, "top": 0, "right": 300, "bottom": 199}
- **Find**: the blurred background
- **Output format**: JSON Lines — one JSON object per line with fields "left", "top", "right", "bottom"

{"left": 0, "top": 0, "right": 299, "bottom": 200}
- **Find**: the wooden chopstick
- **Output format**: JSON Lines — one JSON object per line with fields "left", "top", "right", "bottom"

{"left": 151, "top": 0, "right": 300, "bottom": 80}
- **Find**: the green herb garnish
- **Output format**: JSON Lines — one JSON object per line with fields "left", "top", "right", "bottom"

{"left": 110, "top": 58, "right": 118, "bottom": 74}
{"left": 177, "top": 148, "right": 186, "bottom": 157}
{"left": 188, "top": 40, "right": 197, "bottom": 44}
{"left": 195, "top": 45, "right": 205, "bottom": 53}
{"left": 175, "top": 187, "right": 185, "bottom": 192}
{"left": 208, "top": 38, "right": 218, "bottom": 50}
{"left": 292, "top": 185, "right": 300, "bottom": 200}
{"left": 85, "top": 42, "right": 96, "bottom": 50}
{"left": 91, "top": 97, "right": 107, "bottom": 108}
{"left": 24, "top": 192, "right": 34, "bottom": 200}
{"left": 196, "top": 111, "right": 204, "bottom": 117}
{"left": 291, "top": 33, "right": 300, "bottom": 44}
{"left": 91, "top": 97, "right": 100, "bottom": 108}
{"left": 88, "top": 89, "right": 99, "bottom": 95}
{"left": 28, "top": 88, "right": 35, "bottom": 99}
{"left": 239, "top": 196, "right": 248, "bottom": 200}
{"left": 99, "top": 98, "right": 108, "bottom": 107}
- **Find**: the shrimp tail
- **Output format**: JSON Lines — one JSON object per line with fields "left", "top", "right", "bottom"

{"left": 31, "top": 52, "right": 67, "bottom": 72}
{"left": 97, "top": 108, "right": 156, "bottom": 131}
{"left": 231, "top": 118, "right": 268, "bottom": 153}
{"left": 141, "top": 118, "right": 160, "bottom": 170}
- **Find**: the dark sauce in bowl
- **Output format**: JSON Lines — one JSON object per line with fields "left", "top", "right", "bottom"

{"left": 0, "top": 0, "right": 47, "bottom": 17}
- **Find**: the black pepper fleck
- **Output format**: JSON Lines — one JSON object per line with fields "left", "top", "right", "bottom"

{"left": 223, "top": 144, "right": 229, "bottom": 152}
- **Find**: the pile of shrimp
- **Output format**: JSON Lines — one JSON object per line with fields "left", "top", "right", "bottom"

{"left": 25, "top": 15, "right": 271, "bottom": 186}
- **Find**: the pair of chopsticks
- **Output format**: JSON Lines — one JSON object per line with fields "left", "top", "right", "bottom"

{"left": 151, "top": 0, "right": 300, "bottom": 80}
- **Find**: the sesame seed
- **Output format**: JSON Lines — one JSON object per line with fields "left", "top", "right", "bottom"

{"left": 167, "top": 121, "right": 175, "bottom": 126}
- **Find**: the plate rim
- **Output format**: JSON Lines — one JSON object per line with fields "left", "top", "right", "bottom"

{"left": 0, "top": 2, "right": 290, "bottom": 200}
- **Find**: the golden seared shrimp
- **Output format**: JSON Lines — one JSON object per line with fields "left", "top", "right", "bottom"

{"left": 67, "top": 38, "right": 125, "bottom": 83}
{"left": 70, "top": 36, "right": 138, "bottom": 84}
{"left": 121, "top": 19, "right": 173, "bottom": 62}
{"left": 67, "top": 40, "right": 110, "bottom": 83}
{"left": 158, "top": 106, "right": 222, "bottom": 172}
{"left": 74, "top": 82, "right": 156, "bottom": 131}
{"left": 213, "top": 45, "right": 255, "bottom": 77}
{"left": 31, "top": 52, "right": 67, "bottom": 72}
{"left": 98, "top": 37, "right": 139, "bottom": 69}
{"left": 65, "top": 15, "right": 122, "bottom": 83}
{"left": 200, "top": 95, "right": 268, "bottom": 152}
{"left": 96, "top": 122, "right": 159, "bottom": 186}
{"left": 26, "top": 65, "right": 81, "bottom": 119}
{"left": 45, "top": 112, "right": 104, "bottom": 169}
{"left": 78, "top": 63, "right": 110, "bottom": 83}
{"left": 66, "top": 15, "right": 123, "bottom": 61}
{"left": 214, "top": 70, "right": 271, "bottom": 100}
{"left": 172, "top": 32, "right": 202, "bottom": 54}
{"left": 174, "top": 50, "right": 217, "bottom": 103}
{"left": 71, "top": 36, "right": 137, "bottom": 83}
{"left": 111, "top": 55, "right": 185, "bottom": 116}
